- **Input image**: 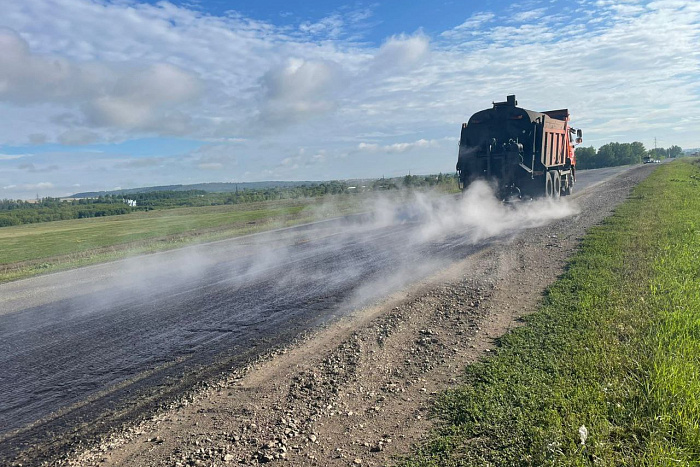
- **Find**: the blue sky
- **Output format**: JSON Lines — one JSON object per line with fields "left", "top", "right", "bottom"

{"left": 156, "top": 0, "right": 489, "bottom": 43}
{"left": 1, "top": 0, "right": 699, "bottom": 199}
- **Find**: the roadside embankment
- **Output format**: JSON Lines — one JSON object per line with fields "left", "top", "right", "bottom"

{"left": 404, "top": 159, "right": 700, "bottom": 465}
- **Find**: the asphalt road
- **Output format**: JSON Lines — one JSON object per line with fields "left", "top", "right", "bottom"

{"left": 0, "top": 164, "right": 635, "bottom": 465}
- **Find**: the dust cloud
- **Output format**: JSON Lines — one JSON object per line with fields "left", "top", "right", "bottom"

{"left": 332, "top": 180, "right": 579, "bottom": 309}
{"left": 394, "top": 180, "right": 577, "bottom": 243}
{"left": 77, "top": 181, "right": 578, "bottom": 320}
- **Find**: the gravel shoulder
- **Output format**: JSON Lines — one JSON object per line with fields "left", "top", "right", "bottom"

{"left": 60, "top": 165, "right": 657, "bottom": 467}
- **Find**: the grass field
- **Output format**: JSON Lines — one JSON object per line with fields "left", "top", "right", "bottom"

{"left": 0, "top": 195, "right": 364, "bottom": 283}
{"left": 0, "top": 182, "right": 462, "bottom": 283}
{"left": 403, "top": 159, "right": 700, "bottom": 466}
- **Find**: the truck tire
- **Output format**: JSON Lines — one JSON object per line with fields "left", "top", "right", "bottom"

{"left": 552, "top": 170, "right": 561, "bottom": 199}
{"left": 545, "top": 172, "right": 554, "bottom": 198}
{"left": 564, "top": 172, "right": 573, "bottom": 196}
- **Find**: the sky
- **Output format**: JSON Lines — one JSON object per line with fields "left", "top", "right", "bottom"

{"left": 0, "top": 0, "right": 699, "bottom": 199}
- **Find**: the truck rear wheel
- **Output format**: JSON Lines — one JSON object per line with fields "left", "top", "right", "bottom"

{"left": 552, "top": 171, "right": 561, "bottom": 199}
{"left": 564, "top": 172, "right": 573, "bottom": 196}
{"left": 545, "top": 172, "right": 554, "bottom": 198}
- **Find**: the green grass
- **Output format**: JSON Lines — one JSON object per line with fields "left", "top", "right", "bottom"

{"left": 0, "top": 203, "right": 303, "bottom": 263}
{"left": 403, "top": 159, "right": 700, "bottom": 466}
{"left": 0, "top": 184, "right": 462, "bottom": 283}
{"left": 0, "top": 195, "right": 364, "bottom": 282}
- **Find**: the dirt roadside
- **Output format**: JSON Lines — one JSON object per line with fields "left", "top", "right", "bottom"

{"left": 60, "top": 165, "right": 656, "bottom": 467}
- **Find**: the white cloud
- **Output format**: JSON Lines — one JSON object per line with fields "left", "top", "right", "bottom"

{"left": 310, "top": 153, "right": 326, "bottom": 163}
{"left": 197, "top": 162, "right": 224, "bottom": 170}
{"left": 2, "top": 182, "right": 54, "bottom": 190}
{"left": 280, "top": 156, "right": 300, "bottom": 169}
{"left": 28, "top": 133, "right": 48, "bottom": 144}
{"left": 257, "top": 58, "right": 341, "bottom": 126}
{"left": 357, "top": 142, "right": 379, "bottom": 151}
{"left": 371, "top": 33, "right": 430, "bottom": 72}
{"left": 299, "top": 15, "right": 344, "bottom": 38}
{"left": 0, "top": 28, "right": 203, "bottom": 137}
{"left": 83, "top": 63, "right": 201, "bottom": 131}
{"left": 0, "top": 0, "right": 698, "bottom": 194}
{"left": 296, "top": 7, "right": 375, "bottom": 41}
{"left": 358, "top": 138, "right": 441, "bottom": 154}
{"left": 0, "top": 28, "right": 75, "bottom": 104}
{"left": 114, "top": 157, "right": 167, "bottom": 169}
{"left": 57, "top": 128, "right": 99, "bottom": 145}
{"left": 441, "top": 12, "right": 495, "bottom": 40}
{"left": 0, "top": 153, "right": 28, "bottom": 160}
{"left": 278, "top": 148, "right": 328, "bottom": 171}
{"left": 509, "top": 8, "right": 548, "bottom": 23}
{"left": 18, "top": 162, "right": 59, "bottom": 173}
{"left": 189, "top": 143, "right": 238, "bottom": 171}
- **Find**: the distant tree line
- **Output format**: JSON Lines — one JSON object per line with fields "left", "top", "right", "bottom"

{"left": 0, "top": 197, "right": 135, "bottom": 227}
{"left": 130, "top": 182, "right": 352, "bottom": 208}
{"left": 401, "top": 173, "right": 457, "bottom": 188}
{"left": 575, "top": 142, "right": 683, "bottom": 169}
{"left": 0, "top": 175, "right": 458, "bottom": 228}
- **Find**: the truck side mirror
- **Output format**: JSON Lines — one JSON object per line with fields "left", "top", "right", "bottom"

{"left": 576, "top": 137, "right": 583, "bottom": 144}
{"left": 576, "top": 129, "right": 582, "bottom": 138}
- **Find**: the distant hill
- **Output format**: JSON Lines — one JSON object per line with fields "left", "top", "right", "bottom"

{"left": 70, "top": 181, "right": 324, "bottom": 198}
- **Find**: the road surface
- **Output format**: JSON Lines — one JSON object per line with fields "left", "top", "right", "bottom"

{"left": 0, "top": 164, "right": 636, "bottom": 465}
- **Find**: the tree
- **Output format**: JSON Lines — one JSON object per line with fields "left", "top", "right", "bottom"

{"left": 669, "top": 145, "right": 683, "bottom": 158}
{"left": 597, "top": 143, "right": 617, "bottom": 167}
{"left": 649, "top": 147, "right": 667, "bottom": 160}
{"left": 630, "top": 142, "right": 646, "bottom": 164}
{"left": 575, "top": 146, "right": 597, "bottom": 169}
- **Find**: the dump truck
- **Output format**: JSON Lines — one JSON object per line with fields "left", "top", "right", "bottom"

{"left": 456, "top": 95, "right": 582, "bottom": 199}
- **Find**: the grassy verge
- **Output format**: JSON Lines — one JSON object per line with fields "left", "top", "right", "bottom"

{"left": 0, "top": 195, "right": 364, "bottom": 283}
{"left": 404, "top": 159, "right": 700, "bottom": 466}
